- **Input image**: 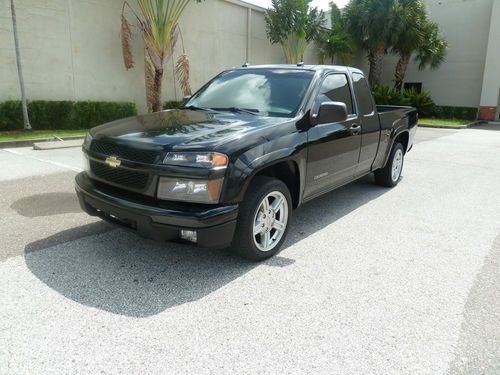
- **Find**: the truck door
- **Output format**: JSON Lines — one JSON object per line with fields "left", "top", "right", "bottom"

{"left": 351, "top": 72, "right": 381, "bottom": 174}
{"left": 304, "top": 73, "right": 362, "bottom": 199}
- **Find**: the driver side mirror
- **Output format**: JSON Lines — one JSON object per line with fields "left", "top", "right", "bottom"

{"left": 312, "top": 101, "right": 348, "bottom": 126}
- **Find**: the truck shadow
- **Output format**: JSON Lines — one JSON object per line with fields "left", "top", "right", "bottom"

{"left": 24, "top": 175, "right": 388, "bottom": 317}
{"left": 469, "top": 123, "right": 500, "bottom": 131}
{"left": 11, "top": 192, "right": 82, "bottom": 217}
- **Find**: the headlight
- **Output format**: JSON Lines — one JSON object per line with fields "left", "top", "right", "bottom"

{"left": 157, "top": 177, "right": 224, "bottom": 203}
{"left": 83, "top": 132, "right": 92, "bottom": 149}
{"left": 163, "top": 152, "right": 228, "bottom": 169}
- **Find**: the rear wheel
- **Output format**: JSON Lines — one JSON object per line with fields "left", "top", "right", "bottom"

{"left": 374, "top": 142, "right": 404, "bottom": 187}
{"left": 232, "top": 176, "right": 292, "bottom": 261}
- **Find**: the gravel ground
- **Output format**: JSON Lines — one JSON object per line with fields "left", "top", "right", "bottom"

{"left": 0, "top": 128, "right": 499, "bottom": 374}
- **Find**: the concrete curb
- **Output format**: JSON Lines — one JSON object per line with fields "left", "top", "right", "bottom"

{"left": 418, "top": 123, "right": 468, "bottom": 129}
{"left": 418, "top": 121, "right": 483, "bottom": 130}
{"left": 33, "top": 139, "right": 83, "bottom": 150}
{"left": 0, "top": 135, "right": 84, "bottom": 149}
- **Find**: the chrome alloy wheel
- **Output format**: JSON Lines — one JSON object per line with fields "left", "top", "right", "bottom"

{"left": 252, "top": 191, "right": 289, "bottom": 252}
{"left": 392, "top": 148, "right": 403, "bottom": 182}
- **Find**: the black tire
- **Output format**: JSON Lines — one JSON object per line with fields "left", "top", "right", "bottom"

{"left": 374, "top": 142, "right": 405, "bottom": 187}
{"left": 231, "top": 176, "right": 292, "bottom": 261}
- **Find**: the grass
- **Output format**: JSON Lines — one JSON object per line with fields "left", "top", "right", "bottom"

{"left": 419, "top": 118, "right": 471, "bottom": 127}
{"left": 0, "top": 130, "right": 86, "bottom": 142}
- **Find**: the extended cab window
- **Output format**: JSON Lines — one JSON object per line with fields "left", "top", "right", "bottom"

{"left": 314, "top": 74, "right": 354, "bottom": 115}
{"left": 187, "top": 69, "right": 314, "bottom": 117}
{"left": 352, "top": 73, "right": 374, "bottom": 115}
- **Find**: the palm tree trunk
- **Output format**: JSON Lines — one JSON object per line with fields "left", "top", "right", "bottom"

{"left": 394, "top": 53, "right": 410, "bottom": 93}
{"left": 152, "top": 67, "right": 164, "bottom": 112}
{"left": 367, "top": 46, "right": 385, "bottom": 86}
{"left": 10, "top": 0, "right": 31, "bottom": 130}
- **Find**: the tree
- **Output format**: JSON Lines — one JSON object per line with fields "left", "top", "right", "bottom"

{"left": 344, "top": 0, "right": 395, "bottom": 86}
{"left": 391, "top": 0, "right": 447, "bottom": 92}
{"left": 121, "top": 0, "right": 202, "bottom": 112}
{"left": 10, "top": 0, "right": 31, "bottom": 130}
{"left": 415, "top": 21, "right": 447, "bottom": 71}
{"left": 315, "top": 2, "right": 353, "bottom": 65}
{"left": 265, "top": 0, "right": 324, "bottom": 64}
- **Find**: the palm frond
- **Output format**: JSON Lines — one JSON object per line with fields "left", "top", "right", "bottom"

{"left": 415, "top": 21, "right": 447, "bottom": 70}
{"left": 175, "top": 53, "right": 192, "bottom": 96}
{"left": 121, "top": 14, "right": 135, "bottom": 70}
{"left": 122, "top": 0, "right": 200, "bottom": 112}
{"left": 282, "top": 32, "right": 307, "bottom": 64}
{"left": 136, "top": 0, "right": 189, "bottom": 67}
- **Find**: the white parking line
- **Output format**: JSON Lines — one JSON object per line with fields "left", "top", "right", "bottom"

{"left": 1, "top": 148, "right": 83, "bottom": 173}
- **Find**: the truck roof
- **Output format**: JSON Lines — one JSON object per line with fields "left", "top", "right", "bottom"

{"left": 233, "top": 64, "right": 365, "bottom": 75}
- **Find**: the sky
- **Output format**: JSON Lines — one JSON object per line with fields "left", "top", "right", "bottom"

{"left": 246, "top": 0, "right": 349, "bottom": 11}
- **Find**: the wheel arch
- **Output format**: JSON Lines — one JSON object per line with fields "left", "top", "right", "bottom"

{"left": 240, "top": 159, "right": 302, "bottom": 209}
{"left": 382, "top": 129, "right": 410, "bottom": 168}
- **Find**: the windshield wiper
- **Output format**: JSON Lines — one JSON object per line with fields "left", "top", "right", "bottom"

{"left": 212, "top": 107, "right": 263, "bottom": 116}
{"left": 180, "top": 105, "right": 213, "bottom": 111}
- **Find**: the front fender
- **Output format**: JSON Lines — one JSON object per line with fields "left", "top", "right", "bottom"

{"left": 222, "top": 131, "right": 307, "bottom": 204}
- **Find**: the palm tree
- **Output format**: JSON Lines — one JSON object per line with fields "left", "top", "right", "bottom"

{"left": 10, "top": 0, "right": 31, "bottom": 130}
{"left": 265, "top": 0, "right": 324, "bottom": 64}
{"left": 391, "top": 0, "right": 447, "bottom": 92}
{"left": 344, "top": 0, "right": 395, "bottom": 86}
{"left": 121, "top": 0, "right": 202, "bottom": 112}
{"left": 415, "top": 21, "right": 447, "bottom": 71}
{"left": 390, "top": 0, "right": 426, "bottom": 92}
{"left": 316, "top": 3, "right": 353, "bottom": 64}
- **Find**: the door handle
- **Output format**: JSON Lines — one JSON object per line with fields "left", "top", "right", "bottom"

{"left": 350, "top": 124, "right": 361, "bottom": 134}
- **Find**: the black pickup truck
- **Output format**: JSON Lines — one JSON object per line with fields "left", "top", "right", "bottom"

{"left": 76, "top": 65, "right": 417, "bottom": 260}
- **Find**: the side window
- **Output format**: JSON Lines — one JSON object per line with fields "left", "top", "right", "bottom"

{"left": 314, "top": 74, "right": 355, "bottom": 115}
{"left": 352, "top": 72, "right": 374, "bottom": 115}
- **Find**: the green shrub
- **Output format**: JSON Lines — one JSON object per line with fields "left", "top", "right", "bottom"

{"left": 431, "top": 106, "right": 478, "bottom": 121}
{"left": 372, "top": 85, "right": 409, "bottom": 106}
{"left": 73, "top": 101, "right": 137, "bottom": 129}
{"left": 29, "top": 101, "right": 74, "bottom": 130}
{"left": 0, "top": 100, "right": 137, "bottom": 131}
{"left": 403, "top": 89, "right": 434, "bottom": 116}
{"left": 372, "top": 85, "right": 478, "bottom": 120}
{"left": 0, "top": 101, "right": 23, "bottom": 131}
{"left": 163, "top": 100, "right": 183, "bottom": 109}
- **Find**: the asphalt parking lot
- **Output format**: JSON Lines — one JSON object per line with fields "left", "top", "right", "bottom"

{"left": 1, "top": 127, "right": 499, "bottom": 374}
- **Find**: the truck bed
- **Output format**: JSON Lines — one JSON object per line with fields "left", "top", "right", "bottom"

{"left": 376, "top": 105, "right": 418, "bottom": 131}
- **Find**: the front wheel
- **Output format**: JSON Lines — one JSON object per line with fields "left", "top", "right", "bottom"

{"left": 374, "top": 142, "right": 405, "bottom": 187}
{"left": 231, "top": 176, "right": 292, "bottom": 261}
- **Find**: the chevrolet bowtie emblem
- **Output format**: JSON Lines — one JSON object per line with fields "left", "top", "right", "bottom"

{"left": 105, "top": 156, "right": 121, "bottom": 168}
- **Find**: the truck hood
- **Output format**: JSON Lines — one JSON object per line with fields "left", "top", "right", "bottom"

{"left": 90, "top": 109, "right": 290, "bottom": 151}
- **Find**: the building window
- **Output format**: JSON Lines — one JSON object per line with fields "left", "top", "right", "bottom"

{"left": 404, "top": 82, "right": 422, "bottom": 93}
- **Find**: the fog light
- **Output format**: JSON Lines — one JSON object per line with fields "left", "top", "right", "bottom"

{"left": 181, "top": 230, "right": 197, "bottom": 243}
{"left": 83, "top": 154, "right": 90, "bottom": 172}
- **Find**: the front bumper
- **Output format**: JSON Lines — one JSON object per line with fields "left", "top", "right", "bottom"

{"left": 75, "top": 172, "right": 238, "bottom": 248}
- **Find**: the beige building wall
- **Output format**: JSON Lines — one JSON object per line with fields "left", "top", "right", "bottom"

{"left": 379, "top": 0, "right": 493, "bottom": 108}
{"left": 0, "top": 1, "right": 146, "bottom": 109}
{"left": 479, "top": 0, "right": 500, "bottom": 120}
{"left": 0, "top": 0, "right": 319, "bottom": 114}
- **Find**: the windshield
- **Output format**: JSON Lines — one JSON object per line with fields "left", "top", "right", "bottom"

{"left": 185, "top": 69, "right": 315, "bottom": 117}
